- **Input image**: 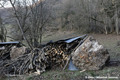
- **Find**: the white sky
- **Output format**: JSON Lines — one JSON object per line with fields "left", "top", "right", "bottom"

{"left": 0, "top": 1, "right": 12, "bottom": 8}
{"left": 0, "top": 0, "right": 33, "bottom": 8}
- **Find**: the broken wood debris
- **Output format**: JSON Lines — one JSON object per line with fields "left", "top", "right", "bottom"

{"left": 0, "top": 35, "right": 110, "bottom": 75}
{"left": 0, "top": 41, "right": 20, "bottom": 61}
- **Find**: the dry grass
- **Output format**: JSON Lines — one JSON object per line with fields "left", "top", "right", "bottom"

{"left": 91, "top": 34, "right": 120, "bottom": 61}
{"left": 1, "top": 31, "right": 120, "bottom": 80}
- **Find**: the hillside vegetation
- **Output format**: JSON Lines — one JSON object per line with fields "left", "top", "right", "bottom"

{"left": 0, "top": 0, "right": 120, "bottom": 45}
{"left": 0, "top": 0, "right": 120, "bottom": 80}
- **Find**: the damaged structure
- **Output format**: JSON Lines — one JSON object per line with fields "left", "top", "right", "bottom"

{"left": 0, "top": 35, "right": 110, "bottom": 75}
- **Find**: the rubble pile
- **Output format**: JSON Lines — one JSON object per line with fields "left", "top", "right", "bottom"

{"left": 0, "top": 35, "right": 110, "bottom": 75}
{"left": 72, "top": 36, "right": 110, "bottom": 70}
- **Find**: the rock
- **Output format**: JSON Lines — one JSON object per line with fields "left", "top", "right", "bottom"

{"left": 72, "top": 36, "right": 110, "bottom": 70}
{"left": 10, "top": 46, "right": 28, "bottom": 59}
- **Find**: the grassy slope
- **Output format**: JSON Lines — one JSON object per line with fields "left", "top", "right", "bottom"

{"left": 1, "top": 31, "right": 120, "bottom": 80}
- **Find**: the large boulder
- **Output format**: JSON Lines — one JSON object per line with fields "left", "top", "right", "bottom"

{"left": 10, "top": 46, "right": 28, "bottom": 59}
{"left": 72, "top": 36, "right": 110, "bottom": 70}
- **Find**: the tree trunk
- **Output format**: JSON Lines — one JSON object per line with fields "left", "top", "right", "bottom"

{"left": 104, "top": 16, "right": 108, "bottom": 34}
{"left": 110, "top": 19, "right": 114, "bottom": 33}
{"left": 115, "top": 3, "right": 119, "bottom": 35}
{"left": 104, "top": 24, "right": 108, "bottom": 34}
{"left": 115, "top": 14, "right": 119, "bottom": 35}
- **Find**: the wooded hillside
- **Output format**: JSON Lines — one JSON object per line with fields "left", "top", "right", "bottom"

{"left": 0, "top": 0, "right": 120, "bottom": 46}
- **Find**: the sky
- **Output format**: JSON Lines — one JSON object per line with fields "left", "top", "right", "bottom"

{"left": 0, "top": 1, "right": 12, "bottom": 8}
{"left": 0, "top": 0, "right": 33, "bottom": 8}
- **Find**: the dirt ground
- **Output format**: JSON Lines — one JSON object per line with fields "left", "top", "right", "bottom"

{"left": 1, "top": 31, "right": 120, "bottom": 80}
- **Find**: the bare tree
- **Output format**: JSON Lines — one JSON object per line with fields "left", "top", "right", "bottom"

{"left": 0, "top": 1, "right": 7, "bottom": 42}
{"left": 8, "top": 0, "right": 52, "bottom": 48}
{"left": 59, "top": 0, "right": 120, "bottom": 34}
{"left": 9, "top": 0, "right": 33, "bottom": 49}
{"left": 28, "top": 0, "right": 52, "bottom": 47}
{"left": 113, "top": 0, "right": 120, "bottom": 35}
{"left": 0, "top": 15, "right": 7, "bottom": 42}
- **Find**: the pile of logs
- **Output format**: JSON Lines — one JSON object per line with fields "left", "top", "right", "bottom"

{"left": 0, "top": 35, "right": 110, "bottom": 75}
{"left": 0, "top": 45, "right": 11, "bottom": 61}
{"left": 0, "top": 42, "right": 72, "bottom": 75}
{"left": 0, "top": 42, "right": 20, "bottom": 61}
